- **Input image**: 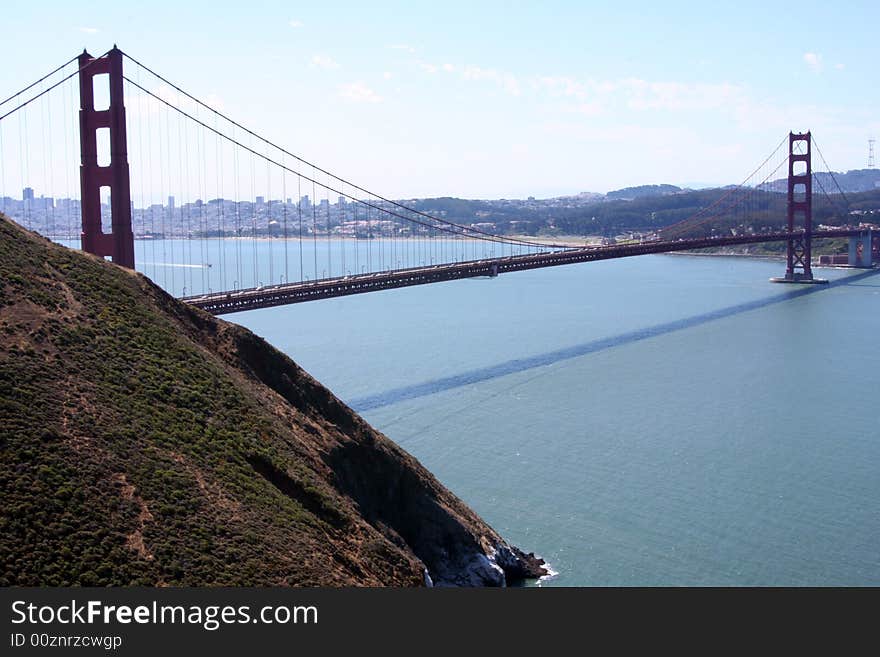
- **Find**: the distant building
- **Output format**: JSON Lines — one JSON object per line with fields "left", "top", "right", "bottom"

{"left": 168, "top": 195, "right": 175, "bottom": 210}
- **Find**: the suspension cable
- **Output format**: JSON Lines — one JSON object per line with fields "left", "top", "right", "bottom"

{"left": 660, "top": 135, "right": 790, "bottom": 239}
{"left": 0, "top": 55, "right": 78, "bottom": 108}
{"left": 119, "top": 50, "right": 569, "bottom": 250}
{"left": 811, "top": 135, "right": 850, "bottom": 208}
{"left": 122, "top": 74, "right": 553, "bottom": 250}
{"left": 0, "top": 52, "right": 110, "bottom": 124}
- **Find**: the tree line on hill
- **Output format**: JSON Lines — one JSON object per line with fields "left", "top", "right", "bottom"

{"left": 410, "top": 187, "right": 880, "bottom": 239}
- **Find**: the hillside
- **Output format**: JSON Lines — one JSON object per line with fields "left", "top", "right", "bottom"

{"left": 403, "top": 179, "right": 880, "bottom": 238}
{"left": 760, "top": 168, "right": 880, "bottom": 194}
{"left": 606, "top": 184, "right": 682, "bottom": 200}
{"left": 0, "top": 215, "right": 546, "bottom": 586}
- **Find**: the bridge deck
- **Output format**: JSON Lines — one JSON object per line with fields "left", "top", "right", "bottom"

{"left": 182, "top": 229, "right": 866, "bottom": 315}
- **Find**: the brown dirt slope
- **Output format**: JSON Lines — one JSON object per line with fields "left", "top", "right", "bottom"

{"left": 0, "top": 216, "right": 545, "bottom": 586}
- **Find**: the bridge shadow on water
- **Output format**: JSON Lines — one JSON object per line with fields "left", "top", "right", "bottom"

{"left": 348, "top": 268, "right": 880, "bottom": 413}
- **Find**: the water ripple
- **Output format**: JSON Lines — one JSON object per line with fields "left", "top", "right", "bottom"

{"left": 349, "top": 268, "right": 879, "bottom": 412}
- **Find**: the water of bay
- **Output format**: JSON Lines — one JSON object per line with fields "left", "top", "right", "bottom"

{"left": 81, "top": 236, "right": 880, "bottom": 586}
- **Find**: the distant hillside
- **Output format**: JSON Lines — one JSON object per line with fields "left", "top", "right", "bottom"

{"left": 760, "top": 169, "right": 880, "bottom": 194}
{"left": 606, "top": 184, "right": 682, "bottom": 200}
{"left": 407, "top": 183, "right": 880, "bottom": 238}
{"left": 0, "top": 215, "right": 545, "bottom": 586}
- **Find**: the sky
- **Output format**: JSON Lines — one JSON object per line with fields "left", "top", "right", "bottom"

{"left": 1, "top": 1, "right": 878, "bottom": 199}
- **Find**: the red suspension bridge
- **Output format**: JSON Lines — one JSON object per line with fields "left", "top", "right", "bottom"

{"left": 0, "top": 47, "right": 875, "bottom": 315}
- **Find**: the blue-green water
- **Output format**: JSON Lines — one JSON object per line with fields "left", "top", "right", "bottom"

{"left": 227, "top": 252, "right": 880, "bottom": 586}
{"left": 58, "top": 237, "right": 531, "bottom": 298}
{"left": 66, "top": 233, "right": 879, "bottom": 585}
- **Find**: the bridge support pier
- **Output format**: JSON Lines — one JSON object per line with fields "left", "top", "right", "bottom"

{"left": 771, "top": 131, "right": 827, "bottom": 284}
{"left": 848, "top": 230, "right": 873, "bottom": 268}
{"left": 78, "top": 47, "right": 135, "bottom": 269}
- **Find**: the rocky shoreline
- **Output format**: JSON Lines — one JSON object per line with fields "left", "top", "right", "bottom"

{"left": 427, "top": 542, "right": 548, "bottom": 587}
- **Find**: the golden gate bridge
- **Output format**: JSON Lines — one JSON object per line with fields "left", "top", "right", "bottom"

{"left": 0, "top": 47, "right": 875, "bottom": 315}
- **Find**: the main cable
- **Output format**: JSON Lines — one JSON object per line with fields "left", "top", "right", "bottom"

{"left": 119, "top": 50, "right": 570, "bottom": 250}
{"left": 122, "top": 74, "right": 553, "bottom": 251}
{"left": 0, "top": 55, "right": 78, "bottom": 109}
{"left": 0, "top": 52, "right": 110, "bottom": 123}
{"left": 660, "top": 135, "right": 790, "bottom": 239}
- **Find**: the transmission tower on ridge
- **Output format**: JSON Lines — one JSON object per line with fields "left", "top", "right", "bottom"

{"left": 869, "top": 139, "right": 876, "bottom": 168}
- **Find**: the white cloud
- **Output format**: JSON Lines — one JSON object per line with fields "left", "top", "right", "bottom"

{"left": 566, "top": 102, "right": 604, "bottom": 117}
{"left": 531, "top": 75, "right": 744, "bottom": 116}
{"left": 460, "top": 66, "right": 743, "bottom": 111}
{"left": 622, "top": 79, "right": 743, "bottom": 111}
{"left": 79, "top": 27, "right": 98, "bottom": 34}
{"left": 462, "top": 66, "right": 521, "bottom": 96}
{"left": 289, "top": 20, "right": 304, "bottom": 28}
{"left": 126, "top": 85, "right": 226, "bottom": 119}
{"left": 835, "top": 63, "right": 845, "bottom": 70}
{"left": 383, "top": 71, "right": 393, "bottom": 80}
{"left": 338, "top": 82, "right": 382, "bottom": 104}
{"left": 311, "top": 54, "right": 340, "bottom": 70}
{"left": 803, "top": 52, "right": 823, "bottom": 73}
{"left": 385, "top": 49, "right": 781, "bottom": 133}
{"left": 536, "top": 76, "right": 589, "bottom": 100}
{"left": 417, "top": 61, "right": 457, "bottom": 76}
{"left": 388, "top": 44, "right": 416, "bottom": 54}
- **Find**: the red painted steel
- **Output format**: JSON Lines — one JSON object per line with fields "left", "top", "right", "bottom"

{"left": 78, "top": 47, "right": 134, "bottom": 268}
{"left": 184, "top": 228, "right": 866, "bottom": 315}
{"left": 785, "top": 132, "right": 812, "bottom": 279}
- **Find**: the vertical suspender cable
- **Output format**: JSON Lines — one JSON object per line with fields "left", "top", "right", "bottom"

{"left": 147, "top": 82, "right": 164, "bottom": 289}
{"left": 249, "top": 135, "right": 257, "bottom": 287}
{"left": 233, "top": 124, "right": 242, "bottom": 289}
{"left": 60, "top": 70, "right": 71, "bottom": 243}
{"left": 367, "top": 200, "right": 372, "bottom": 273}
{"left": 282, "top": 153, "right": 288, "bottom": 285}
{"left": 297, "top": 174, "right": 303, "bottom": 283}
{"left": 215, "top": 109, "right": 225, "bottom": 292}
{"left": 390, "top": 200, "right": 397, "bottom": 270}
{"left": 40, "top": 88, "right": 50, "bottom": 236}
{"left": 340, "top": 184, "right": 346, "bottom": 276}
{"left": 325, "top": 174, "right": 331, "bottom": 279}
{"left": 163, "top": 94, "right": 175, "bottom": 295}
{"left": 179, "top": 92, "right": 192, "bottom": 295}
{"left": 311, "top": 176, "right": 318, "bottom": 280}
{"left": 353, "top": 199, "right": 359, "bottom": 275}
{"left": 0, "top": 93, "right": 6, "bottom": 216}
{"left": 266, "top": 147, "right": 273, "bottom": 285}
{"left": 194, "top": 98, "right": 206, "bottom": 293}
{"left": 19, "top": 111, "right": 28, "bottom": 228}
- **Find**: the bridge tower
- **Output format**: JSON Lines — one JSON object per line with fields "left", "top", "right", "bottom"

{"left": 78, "top": 47, "right": 135, "bottom": 269}
{"left": 771, "top": 131, "right": 827, "bottom": 284}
